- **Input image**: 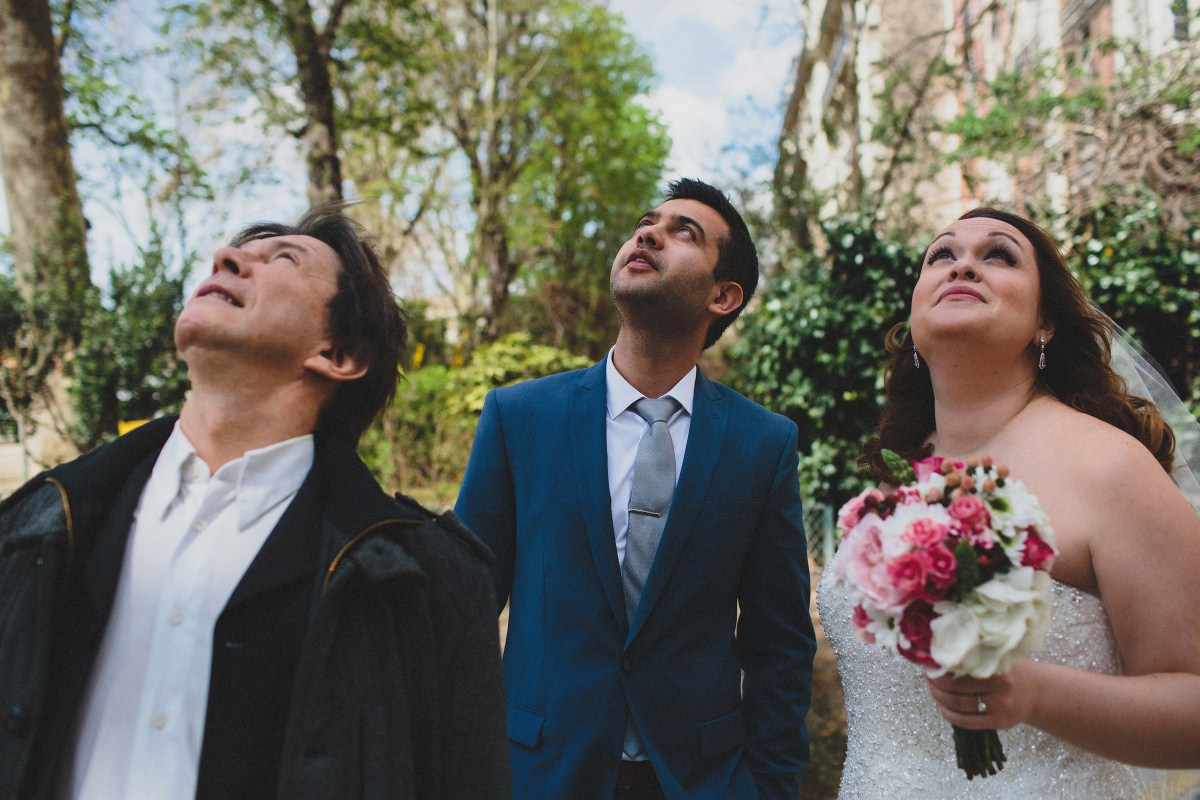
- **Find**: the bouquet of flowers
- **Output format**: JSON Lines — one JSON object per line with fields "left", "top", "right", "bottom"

{"left": 833, "top": 451, "right": 1058, "bottom": 779}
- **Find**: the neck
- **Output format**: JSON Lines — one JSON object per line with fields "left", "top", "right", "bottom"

{"left": 612, "top": 327, "right": 702, "bottom": 399}
{"left": 178, "top": 361, "right": 326, "bottom": 471}
{"left": 926, "top": 357, "right": 1042, "bottom": 459}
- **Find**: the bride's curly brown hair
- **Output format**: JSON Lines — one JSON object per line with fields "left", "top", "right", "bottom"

{"left": 860, "top": 207, "right": 1175, "bottom": 482}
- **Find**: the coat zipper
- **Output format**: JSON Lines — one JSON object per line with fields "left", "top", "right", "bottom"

{"left": 321, "top": 518, "right": 420, "bottom": 593}
{"left": 43, "top": 476, "right": 75, "bottom": 559}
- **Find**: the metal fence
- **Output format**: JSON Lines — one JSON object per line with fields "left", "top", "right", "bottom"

{"left": 804, "top": 500, "right": 837, "bottom": 567}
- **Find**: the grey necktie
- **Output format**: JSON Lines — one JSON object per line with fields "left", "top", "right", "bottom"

{"left": 621, "top": 396, "right": 680, "bottom": 760}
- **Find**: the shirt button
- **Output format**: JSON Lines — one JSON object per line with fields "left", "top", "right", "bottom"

{"left": 169, "top": 610, "right": 185, "bottom": 626}
{"left": 620, "top": 655, "right": 633, "bottom": 674}
{"left": 192, "top": 518, "right": 207, "bottom": 531}
{"left": 150, "top": 713, "right": 167, "bottom": 730}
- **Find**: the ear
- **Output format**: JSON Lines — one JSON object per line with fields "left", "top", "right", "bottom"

{"left": 1037, "top": 320, "right": 1055, "bottom": 346}
{"left": 305, "top": 344, "right": 368, "bottom": 383}
{"left": 709, "top": 280, "right": 744, "bottom": 317}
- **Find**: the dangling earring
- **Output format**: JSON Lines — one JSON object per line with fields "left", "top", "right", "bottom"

{"left": 913, "top": 347, "right": 921, "bottom": 369}
{"left": 1038, "top": 336, "right": 1047, "bottom": 371}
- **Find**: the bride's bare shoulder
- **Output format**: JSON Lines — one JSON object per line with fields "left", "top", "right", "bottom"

{"left": 1031, "top": 398, "right": 1168, "bottom": 490}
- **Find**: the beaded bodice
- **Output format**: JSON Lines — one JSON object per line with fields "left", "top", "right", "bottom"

{"left": 817, "top": 555, "right": 1140, "bottom": 799}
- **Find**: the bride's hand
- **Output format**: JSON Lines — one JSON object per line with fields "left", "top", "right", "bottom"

{"left": 926, "top": 661, "right": 1040, "bottom": 730}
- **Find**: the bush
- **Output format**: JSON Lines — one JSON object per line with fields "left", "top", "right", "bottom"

{"left": 361, "top": 332, "right": 591, "bottom": 502}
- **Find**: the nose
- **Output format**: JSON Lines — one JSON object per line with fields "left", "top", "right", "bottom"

{"left": 949, "top": 266, "right": 978, "bottom": 281}
{"left": 636, "top": 223, "right": 662, "bottom": 248}
{"left": 211, "top": 246, "right": 245, "bottom": 276}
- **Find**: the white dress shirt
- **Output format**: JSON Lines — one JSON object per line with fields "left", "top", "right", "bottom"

{"left": 66, "top": 423, "right": 315, "bottom": 800}
{"left": 605, "top": 351, "right": 696, "bottom": 567}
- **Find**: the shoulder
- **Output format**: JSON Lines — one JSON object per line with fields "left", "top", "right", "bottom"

{"left": 0, "top": 478, "right": 66, "bottom": 546}
{"left": 392, "top": 493, "right": 494, "bottom": 566}
{"left": 1037, "top": 402, "right": 1164, "bottom": 488}
{"left": 488, "top": 362, "right": 598, "bottom": 405}
{"left": 705, "top": 376, "right": 797, "bottom": 439}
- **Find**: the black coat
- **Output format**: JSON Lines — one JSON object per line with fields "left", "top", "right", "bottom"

{"left": 0, "top": 417, "right": 510, "bottom": 799}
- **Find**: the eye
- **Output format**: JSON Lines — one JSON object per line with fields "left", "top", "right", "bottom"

{"left": 985, "top": 246, "right": 1017, "bottom": 265}
{"left": 926, "top": 246, "right": 954, "bottom": 265}
{"left": 677, "top": 225, "right": 695, "bottom": 239}
{"left": 276, "top": 251, "right": 298, "bottom": 263}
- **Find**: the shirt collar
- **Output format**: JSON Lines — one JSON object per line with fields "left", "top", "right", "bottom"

{"left": 605, "top": 347, "right": 696, "bottom": 420}
{"left": 163, "top": 423, "right": 315, "bottom": 531}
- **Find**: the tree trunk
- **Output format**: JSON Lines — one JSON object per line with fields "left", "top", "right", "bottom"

{"left": 279, "top": 0, "right": 345, "bottom": 207}
{"left": 0, "top": 0, "right": 89, "bottom": 309}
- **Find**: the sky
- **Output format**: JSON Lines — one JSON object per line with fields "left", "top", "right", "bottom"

{"left": 0, "top": 0, "right": 805, "bottom": 288}
{"left": 606, "top": 0, "right": 802, "bottom": 187}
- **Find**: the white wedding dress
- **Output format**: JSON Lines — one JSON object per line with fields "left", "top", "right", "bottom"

{"left": 817, "top": 553, "right": 1142, "bottom": 799}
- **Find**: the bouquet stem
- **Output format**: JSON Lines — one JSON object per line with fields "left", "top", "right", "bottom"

{"left": 952, "top": 725, "right": 1006, "bottom": 780}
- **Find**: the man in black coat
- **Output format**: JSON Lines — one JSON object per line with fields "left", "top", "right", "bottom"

{"left": 0, "top": 206, "right": 510, "bottom": 799}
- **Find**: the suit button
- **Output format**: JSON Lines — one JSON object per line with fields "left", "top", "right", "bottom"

{"left": 5, "top": 703, "right": 30, "bottom": 736}
{"left": 620, "top": 655, "right": 633, "bottom": 674}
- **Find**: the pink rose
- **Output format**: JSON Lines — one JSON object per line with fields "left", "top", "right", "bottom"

{"left": 898, "top": 600, "right": 938, "bottom": 668}
{"left": 894, "top": 485, "right": 923, "bottom": 505}
{"left": 838, "top": 489, "right": 883, "bottom": 530}
{"left": 838, "top": 522, "right": 907, "bottom": 613}
{"left": 886, "top": 551, "right": 929, "bottom": 605}
{"left": 947, "top": 494, "right": 990, "bottom": 533}
{"left": 913, "top": 457, "right": 945, "bottom": 482}
{"left": 925, "top": 544, "right": 958, "bottom": 591}
{"left": 1021, "top": 529, "right": 1056, "bottom": 570}
{"left": 903, "top": 517, "right": 949, "bottom": 549}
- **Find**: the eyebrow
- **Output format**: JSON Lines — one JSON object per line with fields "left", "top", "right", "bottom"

{"left": 638, "top": 210, "right": 709, "bottom": 244}
{"left": 930, "top": 230, "right": 1021, "bottom": 248}
{"left": 267, "top": 238, "right": 311, "bottom": 255}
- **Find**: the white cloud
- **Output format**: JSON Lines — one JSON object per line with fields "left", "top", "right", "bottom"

{"left": 607, "top": 0, "right": 801, "bottom": 186}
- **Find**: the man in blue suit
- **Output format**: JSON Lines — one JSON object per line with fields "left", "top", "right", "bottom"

{"left": 455, "top": 178, "right": 815, "bottom": 799}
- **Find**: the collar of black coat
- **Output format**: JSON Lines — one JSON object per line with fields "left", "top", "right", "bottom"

{"left": 40, "top": 415, "right": 428, "bottom": 579}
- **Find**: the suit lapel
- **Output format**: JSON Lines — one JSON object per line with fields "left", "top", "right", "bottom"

{"left": 628, "top": 370, "right": 727, "bottom": 636}
{"left": 572, "top": 359, "right": 627, "bottom": 630}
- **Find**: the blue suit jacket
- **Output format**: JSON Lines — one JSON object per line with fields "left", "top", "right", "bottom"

{"left": 455, "top": 359, "right": 815, "bottom": 800}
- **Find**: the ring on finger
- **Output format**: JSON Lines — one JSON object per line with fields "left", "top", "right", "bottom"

{"left": 975, "top": 693, "right": 987, "bottom": 714}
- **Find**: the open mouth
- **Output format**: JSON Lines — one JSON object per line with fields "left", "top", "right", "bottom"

{"left": 626, "top": 248, "right": 658, "bottom": 270}
{"left": 196, "top": 285, "right": 243, "bottom": 307}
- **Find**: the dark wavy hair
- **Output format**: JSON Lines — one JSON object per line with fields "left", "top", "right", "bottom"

{"left": 860, "top": 207, "right": 1174, "bottom": 480}
{"left": 663, "top": 178, "right": 759, "bottom": 348}
{"left": 231, "top": 204, "right": 407, "bottom": 445}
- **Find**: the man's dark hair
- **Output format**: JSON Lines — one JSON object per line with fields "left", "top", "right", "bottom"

{"left": 231, "top": 203, "right": 407, "bottom": 445}
{"left": 664, "top": 178, "right": 759, "bottom": 348}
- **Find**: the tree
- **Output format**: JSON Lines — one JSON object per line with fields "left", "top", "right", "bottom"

{"left": 0, "top": 0, "right": 89, "bottom": 303}
{"left": 172, "top": 0, "right": 353, "bottom": 205}
{"left": 361, "top": 0, "right": 668, "bottom": 344}
{"left": 729, "top": 217, "right": 919, "bottom": 504}
{"left": 0, "top": 0, "right": 91, "bottom": 470}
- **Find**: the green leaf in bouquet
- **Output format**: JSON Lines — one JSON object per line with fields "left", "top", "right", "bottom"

{"left": 949, "top": 539, "right": 982, "bottom": 601}
{"left": 881, "top": 449, "right": 917, "bottom": 485}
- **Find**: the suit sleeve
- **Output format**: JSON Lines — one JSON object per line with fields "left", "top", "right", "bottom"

{"left": 737, "top": 421, "right": 816, "bottom": 800}
{"left": 454, "top": 390, "right": 518, "bottom": 612}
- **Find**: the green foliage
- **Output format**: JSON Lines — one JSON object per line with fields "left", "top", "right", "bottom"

{"left": 500, "top": 1, "right": 671, "bottom": 356}
{"left": 359, "top": 333, "right": 590, "bottom": 497}
{"left": 729, "top": 216, "right": 921, "bottom": 505}
{"left": 442, "top": 332, "right": 591, "bottom": 417}
{"left": 68, "top": 228, "right": 190, "bottom": 448}
{"left": 0, "top": 224, "right": 90, "bottom": 442}
{"left": 1069, "top": 201, "right": 1200, "bottom": 404}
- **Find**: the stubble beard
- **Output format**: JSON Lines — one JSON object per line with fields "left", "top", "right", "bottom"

{"left": 610, "top": 270, "right": 709, "bottom": 344}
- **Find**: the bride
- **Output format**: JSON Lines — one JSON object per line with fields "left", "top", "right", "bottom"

{"left": 817, "top": 207, "right": 1200, "bottom": 798}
